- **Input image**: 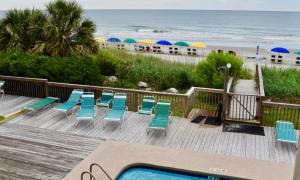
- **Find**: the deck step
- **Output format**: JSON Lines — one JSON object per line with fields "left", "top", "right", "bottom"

{"left": 0, "top": 123, "right": 103, "bottom": 180}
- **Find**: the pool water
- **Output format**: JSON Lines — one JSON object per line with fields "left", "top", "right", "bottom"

{"left": 118, "top": 167, "right": 222, "bottom": 180}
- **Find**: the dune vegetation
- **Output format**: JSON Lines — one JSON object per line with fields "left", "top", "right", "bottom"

{"left": 0, "top": 49, "right": 252, "bottom": 92}
{"left": 262, "top": 67, "right": 300, "bottom": 103}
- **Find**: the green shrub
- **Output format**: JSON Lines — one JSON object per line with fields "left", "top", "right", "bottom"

{"left": 193, "top": 52, "right": 251, "bottom": 88}
{"left": 0, "top": 49, "right": 194, "bottom": 91}
{"left": 0, "top": 51, "right": 104, "bottom": 85}
{"left": 263, "top": 67, "right": 300, "bottom": 103}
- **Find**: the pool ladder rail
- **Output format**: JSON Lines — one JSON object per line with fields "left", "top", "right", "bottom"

{"left": 80, "top": 163, "right": 112, "bottom": 180}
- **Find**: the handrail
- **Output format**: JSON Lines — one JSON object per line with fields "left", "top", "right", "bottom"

{"left": 256, "top": 64, "right": 265, "bottom": 96}
{"left": 263, "top": 101, "right": 300, "bottom": 109}
{"left": 228, "top": 92, "right": 262, "bottom": 97}
{"left": 192, "top": 87, "right": 224, "bottom": 93}
{"left": 90, "top": 163, "right": 112, "bottom": 180}
{"left": 81, "top": 171, "right": 97, "bottom": 180}
{"left": 0, "top": 75, "right": 48, "bottom": 82}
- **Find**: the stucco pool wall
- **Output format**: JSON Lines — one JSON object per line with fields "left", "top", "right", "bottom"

{"left": 63, "top": 140, "right": 293, "bottom": 180}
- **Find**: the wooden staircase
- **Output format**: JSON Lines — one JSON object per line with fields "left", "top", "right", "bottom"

{"left": 0, "top": 123, "right": 103, "bottom": 180}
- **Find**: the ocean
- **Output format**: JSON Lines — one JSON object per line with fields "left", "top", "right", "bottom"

{"left": 1, "top": 10, "right": 300, "bottom": 49}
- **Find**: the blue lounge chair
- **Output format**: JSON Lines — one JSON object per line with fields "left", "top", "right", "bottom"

{"left": 96, "top": 89, "right": 114, "bottom": 108}
{"left": 76, "top": 92, "right": 95, "bottom": 127}
{"left": 24, "top": 97, "right": 59, "bottom": 115}
{"left": 0, "top": 81, "right": 4, "bottom": 98}
{"left": 146, "top": 100, "right": 172, "bottom": 136}
{"left": 275, "top": 120, "right": 297, "bottom": 148}
{"left": 54, "top": 89, "right": 84, "bottom": 118}
{"left": 103, "top": 93, "right": 127, "bottom": 129}
{"left": 138, "top": 96, "right": 156, "bottom": 115}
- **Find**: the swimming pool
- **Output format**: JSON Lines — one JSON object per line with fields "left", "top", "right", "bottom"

{"left": 118, "top": 167, "right": 229, "bottom": 180}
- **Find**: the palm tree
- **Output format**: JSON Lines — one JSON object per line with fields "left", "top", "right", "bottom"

{"left": 33, "top": 0, "right": 99, "bottom": 56}
{"left": 0, "top": 9, "right": 46, "bottom": 52}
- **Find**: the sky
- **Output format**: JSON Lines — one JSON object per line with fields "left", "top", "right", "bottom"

{"left": 0, "top": 0, "right": 299, "bottom": 11}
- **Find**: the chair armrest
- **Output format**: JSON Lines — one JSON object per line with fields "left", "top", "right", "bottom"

{"left": 138, "top": 105, "right": 142, "bottom": 110}
{"left": 169, "top": 111, "right": 173, "bottom": 116}
{"left": 125, "top": 106, "right": 128, "bottom": 111}
{"left": 96, "top": 98, "right": 102, "bottom": 103}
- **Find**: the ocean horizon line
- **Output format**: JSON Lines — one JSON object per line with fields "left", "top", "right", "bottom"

{"left": 0, "top": 9, "right": 299, "bottom": 13}
{"left": 83, "top": 9, "right": 300, "bottom": 13}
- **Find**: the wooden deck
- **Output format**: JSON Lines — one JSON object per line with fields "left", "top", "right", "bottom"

{"left": 0, "top": 123, "right": 102, "bottom": 180}
{"left": 3, "top": 95, "right": 297, "bottom": 162}
{"left": 0, "top": 95, "right": 38, "bottom": 117}
{"left": 0, "top": 95, "right": 297, "bottom": 178}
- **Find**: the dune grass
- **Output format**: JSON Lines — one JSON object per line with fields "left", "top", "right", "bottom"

{"left": 262, "top": 67, "right": 300, "bottom": 103}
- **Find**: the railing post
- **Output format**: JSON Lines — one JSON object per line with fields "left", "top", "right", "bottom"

{"left": 256, "top": 96, "right": 263, "bottom": 124}
{"left": 184, "top": 87, "right": 196, "bottom": 118}
{"left": 185, "top": 95, "right": 192, "bottom": 118}
{"left": 222, "top": 68, "right": 229, "bottom": 121}
{"left": 44, "top": 79, "right": 49, "bottom": 98}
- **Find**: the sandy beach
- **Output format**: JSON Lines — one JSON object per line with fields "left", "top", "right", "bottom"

{"left": 130, "top": 45, "right": 300, "bottom": 72}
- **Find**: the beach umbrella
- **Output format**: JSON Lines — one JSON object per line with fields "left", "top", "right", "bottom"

{"left": 175, "top": 41, "right": 189, "bottom": 47}
{"left": 139, "top": 39, "right": 155, "bottom": 45}
{"left": 294, "top": 51, "right": 300, "bottom": 55}
{"left": 123, "top": 38, "right": 137, "bottom": 44}
{"left": 271, "top": 47, "right": 289, "bottom": 53}
{"left": 156, "top": 40, "right": 172, "bottom": 45}
{"left": 191, "top": 42, "right": 207, "bottom": 48}
{"left": 95, "top": 37, "right": 105, "bottom": 43}
{"left": 107, "top": 37, "right": 121, "bottom": 43}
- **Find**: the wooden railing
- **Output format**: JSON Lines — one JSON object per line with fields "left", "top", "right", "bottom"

{"left": 2, "top": 74, "right": 300, "bottom": 129}
{"left": 262, "top": 101, "right": 300, "bottom": 129}
{"left": 0, "top": 75, "right": 48, "bottom": 98}
{"left": 0, "top": 75, "right": 222, "bottom": 117}
{"left": 189, "top": 87, "right": 223, "bottom": 112}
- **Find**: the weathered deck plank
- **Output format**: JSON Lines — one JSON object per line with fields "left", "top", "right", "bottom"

{"left": 0, "top": 123, "right": 102, "bottom": 180}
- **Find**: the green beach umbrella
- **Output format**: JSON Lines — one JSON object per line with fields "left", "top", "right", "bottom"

{"left": 294, "top": 51, "right": 300, "bottom": 55}
{"left": 123, "top": 38, "right": 137, "bottom": 44}
{"left": 175, "top": 41, "right": 189, "bottom": 47}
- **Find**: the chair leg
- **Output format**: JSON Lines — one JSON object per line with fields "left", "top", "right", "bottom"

{"left": 65, "top": 111, "right": 69, "bottom": 119}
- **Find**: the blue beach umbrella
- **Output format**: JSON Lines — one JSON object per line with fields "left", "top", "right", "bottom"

{"left": 271, "top": 47, "right": 289, "bottom": 54}
{"left": 107, "top": 37, "right": 121, "bottom": 43}
{"left": 156, "top": 40, "right": 172, "bottom": 45}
